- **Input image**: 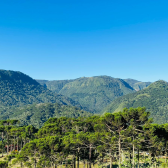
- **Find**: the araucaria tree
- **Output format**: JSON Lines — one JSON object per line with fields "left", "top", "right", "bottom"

{"left": 2, "top": 107, "right": 168, "bottom": 168}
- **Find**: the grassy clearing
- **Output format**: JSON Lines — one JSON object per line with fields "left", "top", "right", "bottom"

{"left": 0, "top": 152, "right": 168, "bottom": 168}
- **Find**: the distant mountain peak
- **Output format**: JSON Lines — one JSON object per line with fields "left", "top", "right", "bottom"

{"left": 147, "top": 80, "right": 168, "bottom": 88}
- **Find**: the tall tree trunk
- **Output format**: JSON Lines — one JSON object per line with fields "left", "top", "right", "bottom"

{"left": 65, "top": 160, "right": 67, "bottom": 168}
{"left": 118, "top": 133, "right": 121, "bottom": 168}
{"left": 165, "top": 151, "right": 167, "bottom": 163}
{"left": 144, "top": 152, "right": 146, "bottom": 166}
{"left": 34, "top": 158, "right": 36, "bottom": 168}
{"left": 1, "top": 132, "right": 3, "bottom": 157}
{"left": 77, "top": 148, "right": 80, "bottom": 168}
{"left": 73, "top": 155, "right": 76, "bottom": 168}
{"left": 155, "top": 155, "right": 157, "bottom": 168}
{"left": 24, "top": 138, "right": 26, "bottom": 146}
{"left": 138, "top": 148, "right": 140, "bottom": 168}
{"left": 150, "top": 153, "right": 152, "bottom": 168}
{"left": 11, "top": 143, "right": 13, "bottom": 152}
{"left": 110, "top": 155, "right": 112, "bottom": 168}
{"left": 83, "top": 160, "right": 85, "bottom": 168}
{"left": 132, "top": 137, "right": 135, "bottom": 168}
{"left": 89, "top": 144, "right": 92, "bottom": 168}
{"left": 20, "top": 139, "right": 22, "bottom": 151}
{"left": 7, "top": 133, "right": 9, "bottom": 155}
{"left": 17, "top": 137, "right": 19, "bottom": 151}
{"left": 129, "top": 152, "right": 132, "bottom": 166}
{"left": 14, "top": 136, "right": 16, "bottom": 151}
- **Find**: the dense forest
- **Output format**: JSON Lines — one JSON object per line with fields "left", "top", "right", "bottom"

{"left": 0, "top": 70, "right": 81, "bottom": 108}
{"left": 37, "top": 76, "right": 149, "bottom": 113}
{"left": 0, "top": 103, "right": 92, "bottom": 128}
{"left": 0, "top": 108, "right": 168, "bottom": 168}
{"left": 103, "top": 80, "right": 168, "bottom": 124}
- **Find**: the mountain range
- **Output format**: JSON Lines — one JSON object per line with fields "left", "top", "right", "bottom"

{"left": 2, "top": 69, "right": 168, "bottom": 127}
{"left": 37, "top": 76, "right": 151, "bottom": 113}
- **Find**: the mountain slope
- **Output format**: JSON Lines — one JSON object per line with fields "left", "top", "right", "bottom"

{"left": 124, "top": 78, "right": 151, "bottom": 91}
{"left": 37, "top": 76, "right": 151, "bottom": 113}
{"left": 37, "top": 79, "right": 74, "bottom": 93}
{"left": 0, "top": 70, "right": 80, "bottom": 107}
{"left": 103, "top": 80, "right": 168, "bottom": 124}
{"left": 57, "top": 76, "right": 135, "bottom": 113}
{"left": 0, "top": 103, "right": 92, "bottom": 128}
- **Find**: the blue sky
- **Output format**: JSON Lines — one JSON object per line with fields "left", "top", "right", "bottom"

{"left": 0, "top": 0, "right": 168, "bottom": 82}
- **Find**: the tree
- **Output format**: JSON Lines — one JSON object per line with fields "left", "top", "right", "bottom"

{"left": 122, "top": 107, "right": 151, "bottom": 168}
{"left": 102, "top": 112, "right": 127, "bottom": 168}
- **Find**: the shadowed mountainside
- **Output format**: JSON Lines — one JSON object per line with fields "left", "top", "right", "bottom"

{"left": 124, "top": 78, "right": 151, "bottom": 91}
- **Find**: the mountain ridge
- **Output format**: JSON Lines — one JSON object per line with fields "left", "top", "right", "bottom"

{"left": 37, "top": 76, "right": 151, "bottom": 113}
{"left": 102, "top": 80, "right": 168, "bottom": 124}
{"left": 0, "top": 69, "right": 81, "bottom": 108}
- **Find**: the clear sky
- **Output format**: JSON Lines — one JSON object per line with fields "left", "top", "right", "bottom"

{"left": 0, "top": 0, "right": 168, "bottom": 82}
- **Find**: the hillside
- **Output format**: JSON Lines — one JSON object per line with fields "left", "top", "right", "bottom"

{"left": 37, "top": 79, "right": 74, "bottom": 93}
{"left": 124, "top": 78, "right": 151, "bottom": 91}
{"left": 37, "top": 76, "right": 151, "bottom": 113}
{"left": 0, "top": 70, "right": 80, "bottom": 107}
{"left": 103, "top": 80, "right": 168, "bottom": 124}
{"left": 0, "top": 103, "right": 92, "bottom": 128}
{"left": 55, "top": 76, "right": 136, "bottom": 113}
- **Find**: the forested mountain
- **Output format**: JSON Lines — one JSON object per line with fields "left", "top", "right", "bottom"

{"left": 38, "top": 76, "right": 134, "bottom": 113}
{"left": 0, "top": 70, "right": 80, "bottom": 108}
{"left": 37, "top": 79, "right": 74, "bottom": 93}
{"left": 37, "top": 76, "right": 151, "bottom": 113}
{"left": 102, "top": 80, "right": 168, "bottom": 124}
{"left": 0, "top": 103, "right": 92, "bottom": 128}
{"left": 124, "top": 78, "right": 151, "bottom": 91}
{"left": 58, "top": 76, "right": 136, "bottom": 113}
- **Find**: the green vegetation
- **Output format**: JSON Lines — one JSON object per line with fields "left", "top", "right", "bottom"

{"left": 124, "top": 78, "right": 151, "bottom": 91}
{"left": 38, "top": 76, "right": 137, "bottom": 113}
{"left": 103, "top": 80, "right": 168, "bottom": 124}
{"left": 0, "top": 108, "right": 168, "bottom": 168}
{"left": 37, "top": 79, "right": 74, "bottom": 93}
{"left": 0, "top": 103, "right": 92, "bottom": 128}
{"left": 0, "top": 70, "right": 81, "bottom": 108}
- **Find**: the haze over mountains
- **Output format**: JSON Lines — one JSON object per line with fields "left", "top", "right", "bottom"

{"left": 2, "top": 69, "right": 168, "bottom": 127}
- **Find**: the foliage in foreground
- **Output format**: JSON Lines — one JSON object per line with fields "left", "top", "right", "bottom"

{"left": 0, "top": 107, "right": 168, "bottom": 168}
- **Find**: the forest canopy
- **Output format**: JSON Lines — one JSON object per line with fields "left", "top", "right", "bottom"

{"left": 0, "top": 107, "right": 168, "bottom": 168}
